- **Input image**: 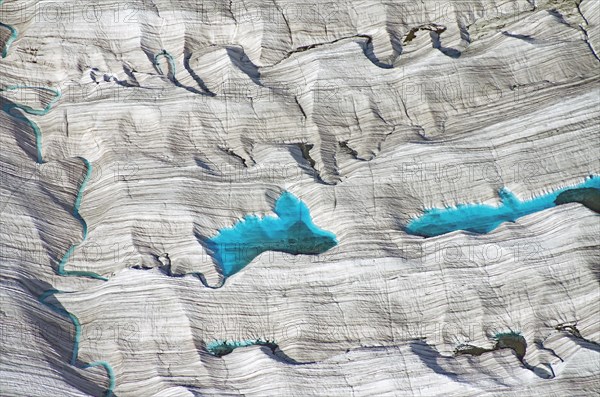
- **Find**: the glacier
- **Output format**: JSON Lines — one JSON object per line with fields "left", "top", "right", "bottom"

{"left": 1, "top": 0, "right": 599, "bottom": 396}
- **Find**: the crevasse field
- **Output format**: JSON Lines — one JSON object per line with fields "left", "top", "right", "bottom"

{"left": 1, "top": 1, "right": 599, "bottom": 396}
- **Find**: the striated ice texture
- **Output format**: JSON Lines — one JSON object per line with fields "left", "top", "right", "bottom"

{"left": 1, "top": 0, "right": 599, "bottom": 396}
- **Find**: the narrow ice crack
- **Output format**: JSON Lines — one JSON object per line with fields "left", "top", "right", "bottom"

{"left": 579, "top": 25, "right": 600, "bottom": 62}
{"left": 576, "top": 0, "right": 589, "bottom": 25}
{"left": 269, "top": 34, "right": 373, "bottom": 67}
{"left": 272, "top": 0, "right": 293, "bottom": 46}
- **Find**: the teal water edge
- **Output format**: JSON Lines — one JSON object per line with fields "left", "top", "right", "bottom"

{"left": 0, "top": 0, "right": 18, "bottom": 58}
{"left": 83, "top": 361, "right": 116, "bottom": 397}
{"left": 37, "top": 161, "right": 113, "bottom": 395}
{"left": 406, "top": 175, "right": 600, "bottom": 237}
{"left": 494, "top": 331, "right": 526, "bottom": 351}
{"left": 206, "top": 338, "right": 277, "bottom": 357}
{"left": 39, "top": 290, "right": 116, "bottom": 397}
{"left": 153, "top": 49, "right": 215, "bottom": 96}
{"left": 0, "top": 21, "right": 17, "bottom": 58}
{"left": 38, "top": 289, "right": 82, "bottom": 365}
{"left": 57, "top": 157, "right": 107, "bottom": 280}
{"left": 0, "top": 86, "right": 61, "bottom": 163}
{"left": 1, "top": 85, "right": 113, "bottom": 393}
{"left": 207, "top": 191, "right": 338, "bottom": 277}
{"left": 0, "top": 88, "right": 103, "bottom": 277}
{"left": 456, "top": 331, "right": 527, "bottom": 360}
{"left": 154, "top": 50, "right": 177, "bottom": 76}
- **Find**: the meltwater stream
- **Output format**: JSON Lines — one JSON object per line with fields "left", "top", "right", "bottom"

{"left": 57, "top": 157, "right": 108, "bottom": 280}
{"left": 1, "top": 85, "right": 115, "bottom": 395}
{"left": 406, "top": 175, "right": 600, "bottom": 237}
{"left": 0, "top": 86, "right": 61, "bottom": 163}
{"left": 0, "top": 0, "right": 18, "bottom": 58}
{"left": 39, "top": 290, "right": 116, "bottom": 397}
{"left": 0, "top": 20, "right": 17, "bottom": 58}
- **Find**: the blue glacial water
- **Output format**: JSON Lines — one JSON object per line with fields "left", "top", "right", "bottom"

{"left": 57, "top": 157, "right": 107, "bottom": 280}
{"left": 154, "top": 50, "right": 177, "bottom": 76}
{"left": 207, "top": 191, "right": 338, "bottom": 277}
{"left": 0, "top": 87, "right": 102, "bottom": 278}
{"left": 456, "top": 331, "right": 526, "bottom": 360}
{"left": 39, "top": 165, "right": 113, "bottom": 395}
{"left": 206, "top": 338, "right": 277, "bottom": 357}
{"left": 0, "top": 21, "right": 17, "bottom": 58}
{"left": 83, "top": 361, "right": 116, "bottom": 397}
{"left": 0, "top": 0, "right": 18, "bottom": 58}
{"left": 39, "top": 290, "right": 116, "bottom": 397}
{"left": 39, "top": 289, "right": 83, "bottom": 366}
{"left": 0, "top": 49, "right": 113, "bottom": 394}
{"left": 0, "top": 85, "right": 61, "bottom": 163}
{"left": 406, "top": 175, "right": 600, "bottom": 237}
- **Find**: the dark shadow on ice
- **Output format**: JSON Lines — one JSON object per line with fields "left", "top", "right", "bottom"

{"left": 410, "top": 340, "right": 460, "bottom": 381}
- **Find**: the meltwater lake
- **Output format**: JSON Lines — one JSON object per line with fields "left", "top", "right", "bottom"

{"left": 406, "top": 175, "right": 600, "bottom": 237}
{"left": 207, "top": 191, "right": 338, "bottom": 277}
